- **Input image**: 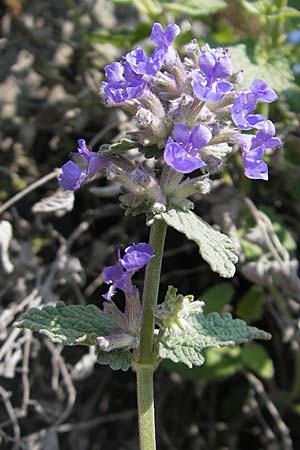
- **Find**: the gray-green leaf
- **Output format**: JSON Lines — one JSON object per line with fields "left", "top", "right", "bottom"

{"left": 96, "top": 348, "right": 132, "bottom": 371}
{"left": 159, "top": 312, "right": 271, "bottom": 368}
{"left": 155, "top": 209, "right": 238, "bottom": 278}
{"left": 15, "top": 302, "right": 117, "bottom": 346}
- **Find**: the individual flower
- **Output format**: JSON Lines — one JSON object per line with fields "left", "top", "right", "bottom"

{"left": 232, "top": 78, "right": 277, "bottom": 130}
{"left": 192, "top": 48, "right": 233, "bottom": 102}
{"left": 59, "top": 139, "right": 109, "bottom": 191}
{"left": 125, "top": 23, "right": 180, "bottom": 76}
{"left": 235, "top": 120, "right": 281, "bottom": 180}
{"left": 150, "top": 22, "right": 180, "bottom": 66}
{"left": 164, "top": 123, "right": 212, "bottom": 173}
{"left": 125, "top": 47, "right": 158, "bottom": 76}
{"left": 102, "top": 61, "right": 147, "bottom": 104}
{"left": 103, "top": 243, "right": 154, "bottom": 299}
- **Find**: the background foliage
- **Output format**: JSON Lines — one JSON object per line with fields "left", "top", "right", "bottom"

{"left": 0, "top": 0, "right": 300, "bottom": 449}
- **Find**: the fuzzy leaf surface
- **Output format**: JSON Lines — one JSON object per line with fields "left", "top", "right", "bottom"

{"left": 15, "top": 302, "right": 117, "bottom": 346}
{"left": 229, "top": 44, "right": 295, "bottom": 92}
{"left": 96, "top": 348, "right": 132, "bottom": 371}
{"left": 32, "top": 189, "right": 75, "bottom": 214}
{"left": 156, "top": 209, "right": 238, "bottom": 278}
{"left": 159, "top": 312, "right": 271, "bottom": 368}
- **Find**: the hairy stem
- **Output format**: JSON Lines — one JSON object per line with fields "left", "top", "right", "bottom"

{"left": 135, "top": 218, "right": 167, "bottom": 450}
{"left": 136, "top": 366, "right": 156, "bottom": 450}
{"left": 139, "top": 219, "right": 167, "bottom": 364}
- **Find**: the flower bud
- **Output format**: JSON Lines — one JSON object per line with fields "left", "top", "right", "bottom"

{"left": 96, "top": 333, "right": 139, "bottom": 351}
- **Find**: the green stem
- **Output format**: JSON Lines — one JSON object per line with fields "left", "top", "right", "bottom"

{"left": 135, "top": 218, "right": 167, "bottom": 450}
{"left": 136, "top": 366, "right": 156, "bottom": 450}
{"left": 139, "top": 219, "right": 167, "bottom": 364}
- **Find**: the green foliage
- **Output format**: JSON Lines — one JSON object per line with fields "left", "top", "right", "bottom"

{"left": 239, "top": 237, "right": 263, "bottom": 262}
{"left": 112, "top": 0, "right": 227, "bottom": 19}
{"left": 15, "top": 302, "right": 116, "bottom": 346}
{"left": 160, "top": 0, "right": 227, "bottom": 17}
{"left": 236, "top": 286, "right": 264, "bottom": 322}
{"left": 159, "top": 310, "right": 271, "bottom": 368}
{"left": 164, "top": 343, "right": 273, "bottom": 381}
{"left": 229, "top": 44, "right": 295, "bottom": 92}
{"left": 155, "top": 287, "right": 204, "bottom": 329}
{"left": 155, "top": 209, "right": 238, "bottom": 278}
{"left": 241, "top": 343, "right": 274, "bottom": 379}
{"left": 96, "top": 348, "right": 132, "bottom": 371}
{"left": 202, "top": 283, "right": 235, "bottom": 315}
{"left": 164, "top": 347, "right": 243, "bottom": 382}
{"left": 260, "top": 206, "right": 297, "bottom": 254}
{"left": 101, "top": 138, "right": 139, "bottom": 155}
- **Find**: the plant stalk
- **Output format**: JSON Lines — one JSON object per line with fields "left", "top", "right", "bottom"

{"left": 136, "top": 366, "right": 156, "bottom": 450}
{"left": 135, "top": 218, "right": 167, "bottom": 450}
{"left": 139, "top": 219, "right": 167, "bottom": 364}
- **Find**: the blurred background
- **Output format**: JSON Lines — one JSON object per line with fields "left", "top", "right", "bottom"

{"left": 0, "top": 0, "right": 300, "bottom": 449}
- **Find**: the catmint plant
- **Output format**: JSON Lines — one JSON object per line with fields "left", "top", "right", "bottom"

{"left": 16, "top": 22, "right": 281, "bottom": 450}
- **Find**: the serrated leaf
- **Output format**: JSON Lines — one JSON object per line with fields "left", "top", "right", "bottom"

{"left": 229, "top": 44, "right": 295, "bottom": 92}
{"left": 236, "top": 286, "right": 264, "bottom": 322}
{"left": 241, "top": 343, "right": 274, "bottom": 379}
{"left": 96, "top": 348, "right": 132, "bottom": 371}
{"left": 156, "top": 209, "right": 238, "bottom": 278}
{"left": 32, "top": 189, "right": 75, "bottom": 214}
{"left": 159, "top": 311, "right": 271, "bottom": 368}
{"left": 164, "top": 347, "right": 243, "bottom": 382}
{"left": 203, "top": 282, "right": 235, "bottom": 315}
{"left": 15, "top": 302, "right": 117, "bottom": 346}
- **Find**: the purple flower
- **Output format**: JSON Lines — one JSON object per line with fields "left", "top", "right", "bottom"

{"left": 59, "top": 139, "right": 109, "bottom": 191}
{"left": 150, "top": 22, "right": 180, "bottom": 66}
{"left": 235, "top": 120, "right": 281, "bottom": 180}
{"left": 232, "top": 79, "right": 278, "bottom": 130}
{"left": 192, "top": 49, "right": 233, "bottom": 102}
{"left": 102, "top": 61, "right": 147, "bottom": 104}
{"left": 125, "top": 47, "right": 158, "bottom": 76}
{"left": 103, "top": 243, "right": 154, "bottom": 299}
{"left": 125, "top": 23, "right": 180, "bottom": 77}
{"left": 164, "top": 123, "right": 212, "bottom": 173}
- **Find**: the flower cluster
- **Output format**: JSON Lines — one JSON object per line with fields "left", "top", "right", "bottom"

{"left": 59, "top": 22, "right": 281, "bottom": 198}
{"left": 100, "top": 23, "right": 281, "bottom": 181}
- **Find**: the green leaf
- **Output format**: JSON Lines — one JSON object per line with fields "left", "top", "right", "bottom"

{"left": 236, "top": 286, "right": 264, "bottom": 322}
{"left": 96, "top": 348, "right": 132, "bottom": 371}
{"left": 161, "top": 0, "right": 227, "bottom": 16}
{"left": 15, "top": 302, "right": 116, "bottom": 346}
{"left": 203, "top": 283, "right": 235, "bottom": 315}
{"left": 268, "top": 6, "right": 300, "bottom": 19}
{"left": 164, "top": 347, "right": 243, "bottom": 382}
{"left": 155, "top": 209, "right": 238, "bottom": 278}
{"left": 240, "top": 237, "right": 263, "bottom": 262}
{"left": 100, "top": 138, "right": 138, "bottom": 156}
{"left": 229, "top": 44, "right": 295, "bottom": 92}
{"left": 241, "top": 343, "right": 274, "bottom": 379}
{"left": 159, "top": 311, "right": 271, "bottom": 368}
